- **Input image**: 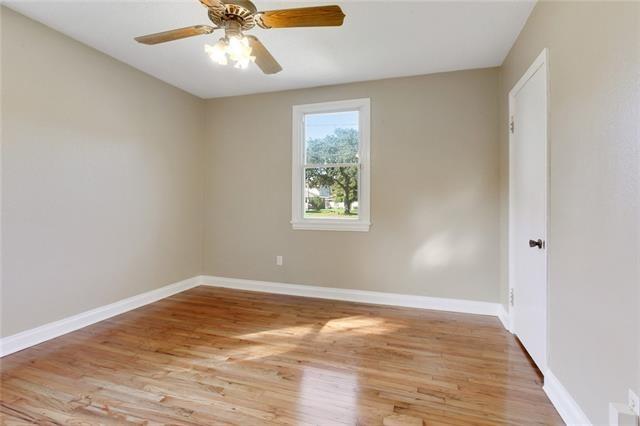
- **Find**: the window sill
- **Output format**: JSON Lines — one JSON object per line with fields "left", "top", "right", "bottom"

{"left": 291, "top": 220, "right": 371, "bottom": 232}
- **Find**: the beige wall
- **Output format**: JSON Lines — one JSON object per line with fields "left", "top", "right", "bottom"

{"left": 1, "top": 8, "right": 206, "bottom": 337}
{"left": 203, "top": 68, "right": 501, "bottom": 302}
{"left": 499, "top": 1, "right": 640, "bottom": 423}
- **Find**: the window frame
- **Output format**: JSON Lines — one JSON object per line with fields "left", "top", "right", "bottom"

{"left": 291, "top": 98, "right": 371, "bottom": 232}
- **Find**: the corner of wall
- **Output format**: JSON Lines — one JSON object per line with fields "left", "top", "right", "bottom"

{"left": 198, "top": 98, "right": 209, "bottom": 277}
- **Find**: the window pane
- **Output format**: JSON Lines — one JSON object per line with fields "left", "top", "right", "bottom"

{"left": 305, "top": 111, "right": 359, "bottom": 164}
{"left": 304, "top": 166, "right": 359, "bottom": 219}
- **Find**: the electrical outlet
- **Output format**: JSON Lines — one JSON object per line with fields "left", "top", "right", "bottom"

{"left": 276, "top": 255, "right": 283, "bottom": 266}
{"left": 629, "top": 389, "right": 640, "bottom": 416}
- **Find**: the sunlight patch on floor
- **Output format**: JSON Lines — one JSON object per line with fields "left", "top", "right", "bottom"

{"left": 320, "top": 315, "right": 402, "bottom": 336}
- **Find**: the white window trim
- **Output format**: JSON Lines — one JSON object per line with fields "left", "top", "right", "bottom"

{"left": 291, "top": 98, "right": 371, "bottom": 232}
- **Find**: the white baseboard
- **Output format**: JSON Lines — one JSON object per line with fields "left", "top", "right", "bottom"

{"left": 543, "top": 369, "right": 592, "bottom": 425}
{"left": 1, "top": 275, "right": 503, "bottom": 357}
{"left": 0, "top": 276, "right": 201, "bottom": 357}
{"left": 200, "top": 275, "right": 500, "bottom": 317}
{"left": 497, "top": 304, "right": 512, "bottom": 332}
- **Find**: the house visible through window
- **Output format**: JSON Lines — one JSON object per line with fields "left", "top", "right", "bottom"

{"left": 292, "top": 99, "right": 370, "bottom": 231}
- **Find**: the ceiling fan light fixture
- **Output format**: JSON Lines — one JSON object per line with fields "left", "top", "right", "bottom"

{"left": 204, "top": 39, "right": 228, "bottom": 65}
{"left": 227, "top": 35, "right": 255, "bottom": 69}
{"left": 205, "top": 35, "right": 255, "bottom": 69}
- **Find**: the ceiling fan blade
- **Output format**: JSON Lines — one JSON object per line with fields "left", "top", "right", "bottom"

{"left": 135, "top": 25, "right": 215, "bottom": 45}
{"left": 198, "top": 0, "right": 225, "bottom": 13}
{"left": 256, "top": 5, "right": 345, "bottom": 29}
{"left": 247, "top": 36, "right": 282, "bottom": 74}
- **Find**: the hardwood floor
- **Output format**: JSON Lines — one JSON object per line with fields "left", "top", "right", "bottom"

{"left": 1, "top": 286, "right": 563, "bottom": 425}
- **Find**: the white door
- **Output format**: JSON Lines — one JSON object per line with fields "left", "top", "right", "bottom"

{"left": 509, "top": 50, "right": 548, "bottom": 372}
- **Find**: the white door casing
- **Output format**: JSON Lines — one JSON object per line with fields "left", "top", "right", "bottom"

{"left": 508, "top": 49, "right": 549, "bottom": 372}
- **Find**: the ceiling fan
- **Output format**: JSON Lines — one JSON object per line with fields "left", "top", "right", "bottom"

{"left": 134, "top": 0, "right": 345, "bottom": 74}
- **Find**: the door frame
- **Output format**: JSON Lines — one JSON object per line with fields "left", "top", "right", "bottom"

{"left": 507, "top": 48, "right": 550, "bottom": 371}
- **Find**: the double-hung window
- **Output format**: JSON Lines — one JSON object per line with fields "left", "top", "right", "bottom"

{"left": 291, "top": 98, "right": 370, "bottom": 231}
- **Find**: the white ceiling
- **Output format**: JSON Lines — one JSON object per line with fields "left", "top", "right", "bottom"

{"left": 6, "top": 0, "right": 535, "bottom": 99}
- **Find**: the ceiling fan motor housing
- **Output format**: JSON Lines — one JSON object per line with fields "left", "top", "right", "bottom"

{"left": 208, "top": 1, "right": 258, "bottom": 30}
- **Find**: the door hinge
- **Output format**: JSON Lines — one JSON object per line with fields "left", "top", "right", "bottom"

{"left": 509, "top": 116, "right": 515, "bottom": 134}
{"left": 509, "top": 288, "right": 515, "bottom": 306}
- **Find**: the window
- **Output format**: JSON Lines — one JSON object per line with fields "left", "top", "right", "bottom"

{"left": 291, "top": 98, "right": 370, "bottom": 231}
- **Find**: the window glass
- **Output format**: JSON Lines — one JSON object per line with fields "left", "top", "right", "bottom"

{"left": 304, "top": 166, "right": 359, "bottom": 219}
{"left": 305, "top": 111, "right": 359, "bottom": 164}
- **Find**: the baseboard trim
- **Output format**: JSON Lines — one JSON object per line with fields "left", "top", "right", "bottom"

{"left": 0, "top": 276, "right": 201, "bottom": 357}
{"left": 497, "top": 304, "right": 512, "bottom": 332}
{"left": 200, "top": 275, "right": 500, "bottom": 317}
{"left": 543, "top": 369, "right": 592, "bottom": 425}
{"left": 1, "top": 275, "right": 504, "bottom": 357}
